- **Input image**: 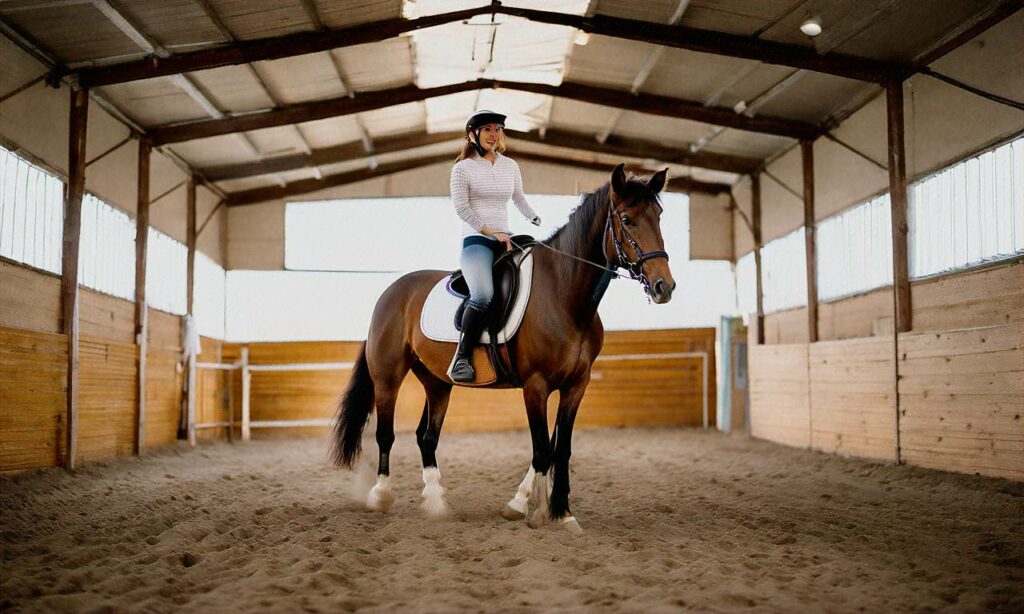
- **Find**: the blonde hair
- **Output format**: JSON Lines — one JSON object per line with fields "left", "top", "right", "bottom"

{"left": 456, "top": 128, "right": 507, "bottom": 161}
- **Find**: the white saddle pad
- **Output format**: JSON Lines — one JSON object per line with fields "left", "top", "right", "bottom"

{"left": 420, "top": 249, "right": 534, "bottom": 344}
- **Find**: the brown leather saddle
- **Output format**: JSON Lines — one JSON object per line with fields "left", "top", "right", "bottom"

{"left": 446, "top": 234, "right": 535, "bottom": 387}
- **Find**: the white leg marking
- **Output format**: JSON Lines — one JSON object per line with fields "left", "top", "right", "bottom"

{"left": 366, "top": 475, "right": 395, "bottom": 512}
{"left": 527, "top": 472, "right": 551, "bottom": 529}
{"left": 421, "top": 467, "right": 449, "bottom": 519}
{"left": 502, "top": 466, "right": 535, "bottom": 520}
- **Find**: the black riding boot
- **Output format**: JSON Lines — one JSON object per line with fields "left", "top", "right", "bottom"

{"left": 451, "top": 304, "right": 489, "bottom": 382}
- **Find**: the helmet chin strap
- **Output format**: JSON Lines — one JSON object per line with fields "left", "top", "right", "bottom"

{"left": 469, "top": 129, "right": 488, "bottom": 157}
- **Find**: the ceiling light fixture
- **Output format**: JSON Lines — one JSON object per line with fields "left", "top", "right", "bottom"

{"left": 800, "top": 16, "right": 822, "bottom": 37}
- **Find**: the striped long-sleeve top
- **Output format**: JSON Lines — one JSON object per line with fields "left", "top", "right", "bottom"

{"left": 450, "top": 153, "right": 538, "bottom": 238}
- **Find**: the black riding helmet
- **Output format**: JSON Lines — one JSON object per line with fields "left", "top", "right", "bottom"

{"left": 466, "top": 110, "right": 506, "bottom": 157}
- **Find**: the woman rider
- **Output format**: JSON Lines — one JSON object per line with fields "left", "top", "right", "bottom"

{"left": 448, "top": 110, "right": 541, "bottom": 383}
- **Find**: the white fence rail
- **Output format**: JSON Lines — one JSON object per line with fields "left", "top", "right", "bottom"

{"left": 192, "top": 347, "right": 353, "bottom": 441}
{"left": 190, "top": 349, "right": 710, "bottom": 442}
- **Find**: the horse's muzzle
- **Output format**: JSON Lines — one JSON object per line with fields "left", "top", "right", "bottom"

{"left": 651, "top": 279, "right": 675, "bottom": 304}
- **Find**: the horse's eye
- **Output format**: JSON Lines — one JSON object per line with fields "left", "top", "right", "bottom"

{"left": 620, "top": 214, "right": 632, "bottom": 226}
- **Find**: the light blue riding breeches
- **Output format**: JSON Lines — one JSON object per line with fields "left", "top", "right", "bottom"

{"left": 460, "top": 241, "right": 497, "bottom": 311}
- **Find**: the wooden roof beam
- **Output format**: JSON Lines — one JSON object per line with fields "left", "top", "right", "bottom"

{"left": 223, "top": 150, "right": 732, "bottom": 208}
{"left": 495, "top": 5, "right": 902, "bottom": 83}
{"left": 200, "top": 131, "right": 463, "bottom": 181}
{"left": 224, "top": 154, "right": 454, "bottom": 207}
{"left": 201, "top": 127, "right": 759, "bottom": 182}
{"left": 511, "top": 151, "right": 732, "bottom": 195}
{"left": 150, "top": 79, "right": 817, "bottom": 146}
{"left": 149, "top": 81, "right": 480, "bottom": 145}
{"left": 71, "top": 6, "right": 496, "bottom": 88}
{"left": 66, "top": 4, "right": 906, "bottom": 87}
{"left": 507, "top": 128, "right": 762, "bottom": 174}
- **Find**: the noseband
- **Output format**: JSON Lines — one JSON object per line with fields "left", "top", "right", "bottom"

{"left": 604, "top": 197, "right": 669, "bottom": 296}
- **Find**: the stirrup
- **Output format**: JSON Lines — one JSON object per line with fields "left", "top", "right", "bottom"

{"left": 450, "top": 357, "right": 475, "bottom": 382}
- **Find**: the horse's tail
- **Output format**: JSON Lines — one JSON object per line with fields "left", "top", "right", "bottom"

{"left": 330, "top": 342, "right": 375, "bottom": 468}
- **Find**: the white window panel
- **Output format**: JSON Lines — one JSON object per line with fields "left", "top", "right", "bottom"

{"left": 817, "top": 194, "right": 893, "bottom": 301}
{"left": 735, "top": 251, "right": 756, "bottom": 317}
{"left": 79, "top": 194, "right": 135, "bottom": 301}
{"left": 194, "top": 252, "right": 226, "bottom": 339}
{"left": 145, "top": 228, "right": 187, "bottom": 315}
{"left": 0, "top": 145, "right": 63, "bottom": 274}
{"left": 241, "top": 192, "right": 736, "bottom": 341}
{"left": 761, "top": 228, "right": 807, "bottom": 313}
{"left": 910, "top": 137, "right": 1023, "bottom": 278}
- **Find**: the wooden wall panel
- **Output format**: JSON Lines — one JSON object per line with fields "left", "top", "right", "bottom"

{"left": 809, "top": 338, "right": 896, "bottom": 461}
{"left": 195, "top": 337, "right": 229, "bottom": 441}
{"left": 763, "top": 307, "right": 809, "bottom": 344}
{"left": 145, "top": 349, "right": 182, "bottom": 447}
{"left": 0, "top": 260, "right": 61, "bottom": 333}
{"left": 145, "top": 310, "right": 183, "bottom": 447}
{"left": 749, "top": 344, "right": 810, "bottom": 448}
{"left": 224, "top": 329, "right": 715, "bottom": 440}
{"left": 77, "top": 337, "right": 137, "bottom": 462}
{"left": 0, "top": 327, "right": 67, "bottom": 472}
{"left": 898, "top": 324, "right": 1023, "bottom": 480}
{"left": 80, "top": 288, "right": 135, "bottom": 344}
{"left": 912, "top": 263, "right": 1023, "bottom": 332}
{"left": 761, "top": 262, "right": 1021, "bottom": 344}
{"left": 147, "top": 308, "right": 182, "bottom": 352}
{"left": 817, "top": 288, "right": 892, "bottom": 341}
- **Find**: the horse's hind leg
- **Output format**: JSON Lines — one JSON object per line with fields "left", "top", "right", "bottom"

{"left": 412, "top": 362, "right": 452, "bottom": 519}
{"left": 366, "top": 360, "right": 410, "bottom": 513}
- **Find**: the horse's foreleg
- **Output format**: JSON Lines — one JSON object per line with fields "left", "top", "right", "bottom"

{"left": 522, "top": 377, "right": 553, "bottom": 528}
{"left": 502, "top": 466, "right": 535, "bottom": 520}
{"left": 549, "top": 374, "right": 588, "bottom": 534}
{"left": 413, "top": 363, "right": 452, "bottom": 519}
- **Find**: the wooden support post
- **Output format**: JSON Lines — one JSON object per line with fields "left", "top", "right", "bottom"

{"left": 241, "top": 347, "right": 251, "bottom": 441}
{"left": 801, "top": 140, "right": 819, "bottom": 343}
{"left": 886, "top": 81, "right": 912, "bottom": 333}
{"left": 751, "top": 172, "right": 765, "bottom": 345}
{"left": 185, "top": 177, "right": 198, "bottom": 447}
{"left": 62, "top": 86, "right": 88, "bottom": 470}
{"left": 134, "top": 139, "right": 150, "bottom": 454}
{"left": 186, "top": 177, "right": 197, "bottom": 315}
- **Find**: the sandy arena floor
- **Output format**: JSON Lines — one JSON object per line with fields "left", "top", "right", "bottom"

{"left": 1, "top": 428, "right": 1021, "bottom": 613}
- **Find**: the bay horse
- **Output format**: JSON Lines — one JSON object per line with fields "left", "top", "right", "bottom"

{"left": 330, "top": 163, "right": 675, "bottom": 532}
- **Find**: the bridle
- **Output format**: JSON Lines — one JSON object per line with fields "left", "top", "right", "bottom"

{"left": 603, "top": 195, "right": 669, "bottom": 296}
{"left": 508, "top": 189, "right": 669, "bottom": 300}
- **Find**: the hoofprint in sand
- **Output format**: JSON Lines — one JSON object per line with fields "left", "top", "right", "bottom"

{"left": 2, "top": 428, "right": 1021, "bottom": 613}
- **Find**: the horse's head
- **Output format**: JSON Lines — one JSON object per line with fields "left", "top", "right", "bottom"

{"left": 608, "top": 164, "right": 676, "bottom": 304}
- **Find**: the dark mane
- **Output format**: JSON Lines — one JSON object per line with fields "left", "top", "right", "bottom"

{"left": 544, "top": 175, "right": 661, "bottom": 273}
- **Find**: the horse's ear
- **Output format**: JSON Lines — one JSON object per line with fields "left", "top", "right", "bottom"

{"left": 648, "top": 168, "right": 668, "bottom": 194}
{"left": 611, "top": 163, "right": 627, "bottom": 197}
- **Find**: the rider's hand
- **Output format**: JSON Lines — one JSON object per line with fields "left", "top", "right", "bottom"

{"left": 493, "top": 232, "right": 513, "bottom": 252}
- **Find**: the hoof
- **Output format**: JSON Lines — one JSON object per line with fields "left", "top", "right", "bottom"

{"left": 502, "top": 499, "right": 527, "bottom": 521}
{"left": 527, "top": 508, "right": 551, "bottom": 529}
{"left": 366, "top": 484, "right": 395, "bottom": 512}
{"left": 421, "top": 489, "right": 449, "bottom": 520}
{"left": 558, "top": 516, "right": 583, "bottom": 535}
